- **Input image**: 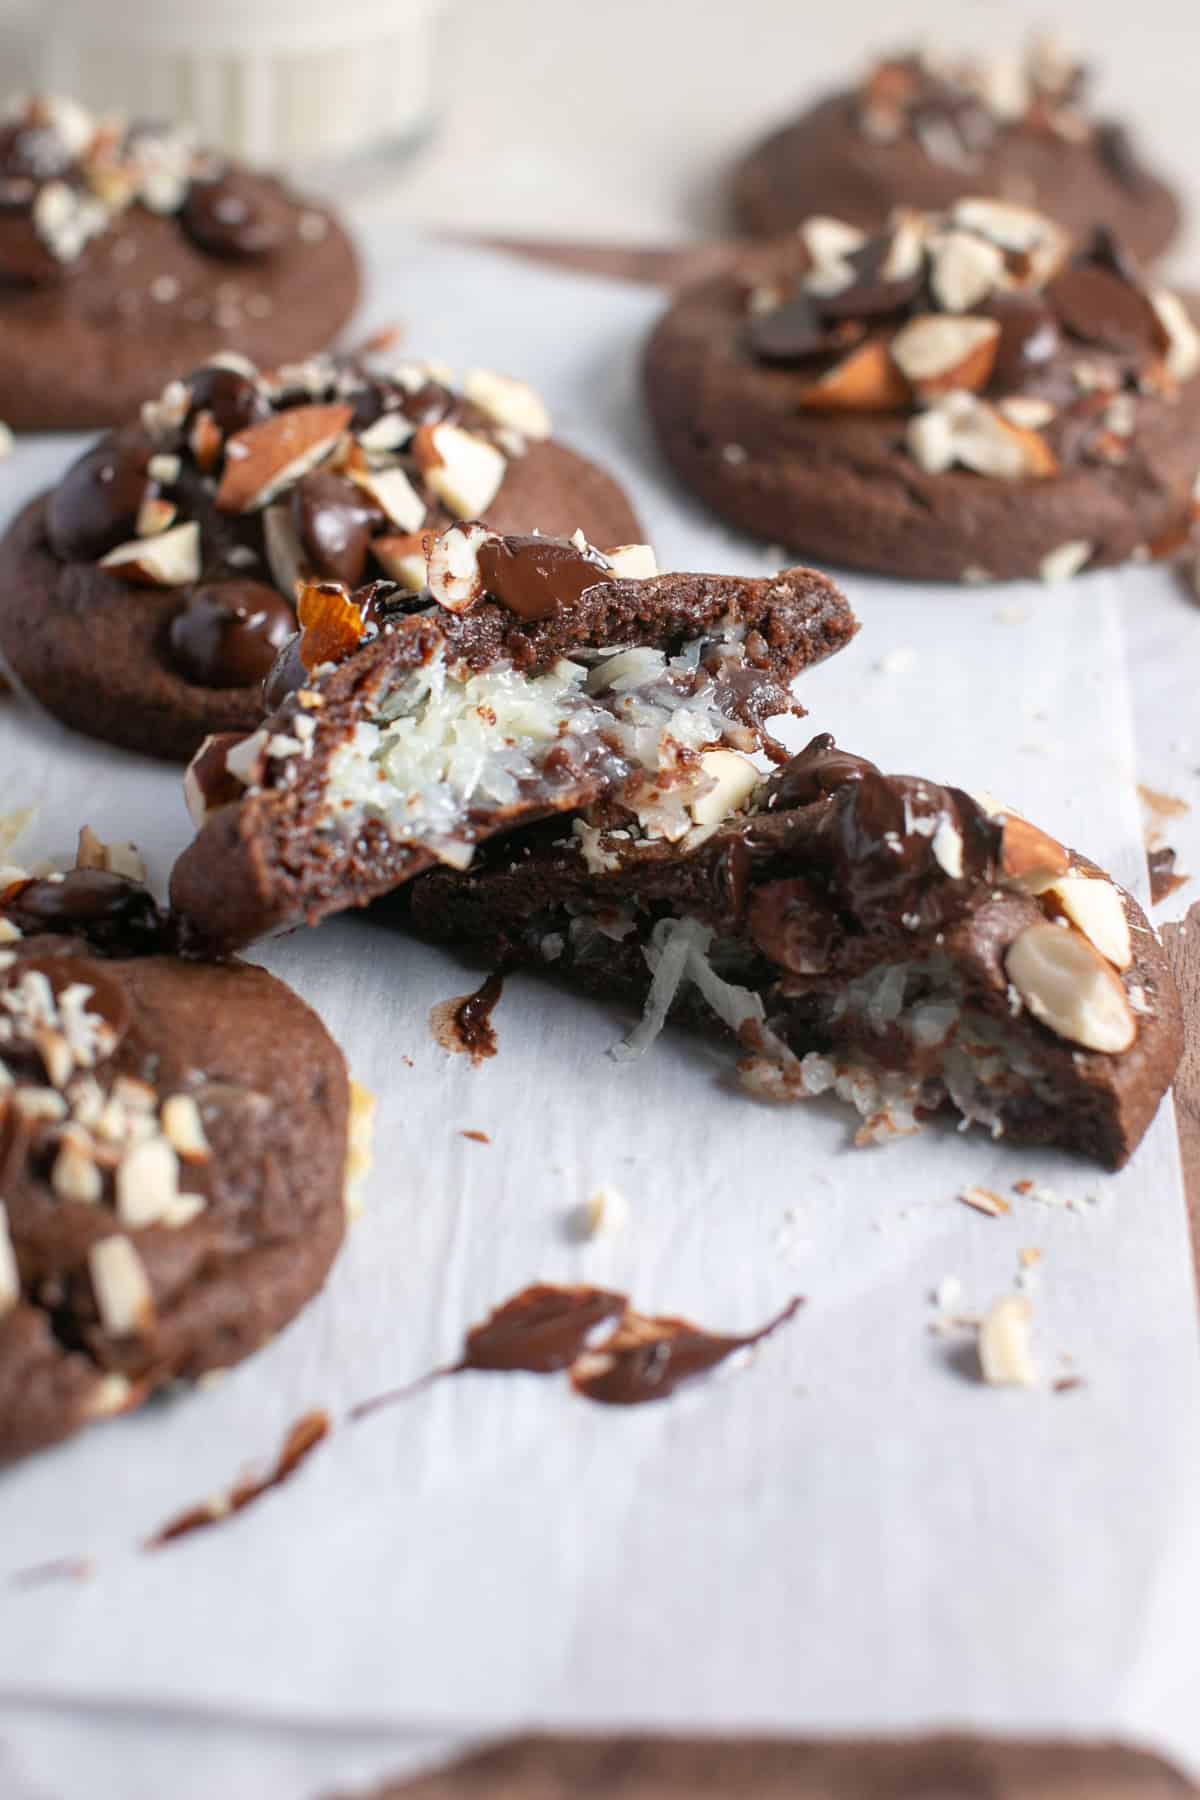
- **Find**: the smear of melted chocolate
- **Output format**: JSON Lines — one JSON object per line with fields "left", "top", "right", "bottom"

{"left": 430, "top": 970, "right": 505, "bottom": 1064}
{"left": 1148, "top": 845, "right": 1189, "bottom": 905}
{"left": 476, "top": 535, "right": 611, "bottom": 623}
{"left": 144, "top": 1410, "right": 329, "bottom": 1550}
{"left": 461, "top": 1129, "right": 490, "bottom": 1144}
{"left": 8, "top": 1554, "right": 95, "bottom": 1589}
{"left": 350, "top": 1285, "right": 803, "bottom": 1421}
{"left": 569, "top": 1296, "right": 804, "bottom": 1406}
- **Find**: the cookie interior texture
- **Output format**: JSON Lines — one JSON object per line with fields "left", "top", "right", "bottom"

{"left": 732, "top": 40, "right": 1181, "bottom": 263}
{"left": 0, "top": 866, "right": 350, "bottom": 1464}
{"left": 645, "top": 199, "right": 1200, "bottom": 582}
{"left": 169, "top": 537, "right": 857, "bottom": 949}
{"left": 0, "top": 93, "right": 360, "bottom": 430}
{"left": 0, "top": 352, "right": 641, "bottom": 762}
{"left": 406, "top": 734, "right": 1182, "bottom": 1169}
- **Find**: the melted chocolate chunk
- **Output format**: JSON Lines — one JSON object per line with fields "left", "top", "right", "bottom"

{"left": 261, "top": 633, "right": 307, "bottom": 713}
{"left": 459, "top": 1283, "right": 629, "bottom": 1374}
{"left": 453, "top": 970, "right": 504, "bottom": 1061}
{"left": 1047, "top": 263, "right": 1160, "bottom": 358}
{"left": 168, "top": 582, "right": 296, "bottom": 688}
{"left": 145, "top": 1411, "right": 329, "bottom": 1549}
{"left": 570, "top": 1296, "right": 804, "bottom": 1406}
{"left": 1075, "top": 226, "right": 1145, "bottom": 290}
{"left": 986, "top": 294, "right": 1062, "bottom": 391}
{"left": 814, "top": 232, "right": 926, "bottom": 323}
{"left": 745, "top": 877, "right": 840, "bottom": 975}
{"left": 1, "top": 870, "right": 165, "bottom": 954}
{"left": 46, "top": 435, "right": 154, "bottom": 562}
{"left": 291, "top": 471, "right": 384, "bottom": 587}
{"left": 1148, "top": 844, "right": 1188, "bottom": 906}
{"left": 826, "top": 772, "right": 996, "bottom": 925}
{"left": 476, "top": 535, "right": 610, "bottom": 622}
{"left": 746, "top": 291, "right": 832, "bottom": 362}
{"left": 185, "top": 364, "right": 270, "bottom": 438}
{"left": 764, "top": 733, "right": 878, "bottom": 811}
{"left": 179, "top": 167, "right": 288, "bottom": 260}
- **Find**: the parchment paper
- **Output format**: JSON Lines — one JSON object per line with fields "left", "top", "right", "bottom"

{"left": 0, "top": 232, "right": 1198, "bottom": 1800}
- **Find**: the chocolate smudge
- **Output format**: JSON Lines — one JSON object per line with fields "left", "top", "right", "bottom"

{"left": 144, "top": 1409, "right": 329, "bottom": 1550}
{"left": 429, "top": 970, "right": 505, "bottom": 1065}
{"left": 460, "top": 1129, "right": 490, "bottom": 1144}
{"left": 569, "top": 1296, "right": 805, "bottom": 1406}
{"left": 1148, "top": 845, "right": 1189, "bottom": 905}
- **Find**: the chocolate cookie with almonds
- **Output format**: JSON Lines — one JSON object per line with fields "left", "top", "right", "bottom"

{"left": 0, "top": 91, "right": 359, "bottom": 431}
{"left": 407, "top": 734, "right": 1182, "bottom": 1169}
{"left": 168, "top": 525, "right": 857, "bottom": 949}
{"left": 0, "top": 835, "right": 365, "bottom": 1465}
{"left": 645, "top": 200, "right": 1200, "bottom": 582}
{"left": 0, "top": 350, "right": 641, "bottom": 760}
{"left": 732, "top": 37, "right": 1181, "bottom": 264}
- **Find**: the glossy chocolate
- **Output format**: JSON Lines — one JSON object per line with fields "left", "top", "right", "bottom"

{"left": 1047, "top": 262, "right": 1160, "bottom": 358}
{"left": 46, "top": 435, "right": 154, "bottom": 562}
{"left": 291, "top": 471, "right": 384, "bottom": 588}
{"left": 826, "top": 771, "right": 995, "bottom": 923}
{"left": 476, "top": 535, "right": 610, "bottom": 623}
{"left": 746, "top": 292, "right": 833, "bottom": 362}
{"left": 185, "top": 364, "right": 270, "bottom": 438}
{"left": 146, "top": 1412, "right": 329, "bottom": 1548}
{"left": 1, "top": 870, "right": 165, "bottom": 954}
{"left": 447, "top": 969, "right": 504, "bottom": 1062}
{"left": 168, "top": 581, "right": 296, "bottom": 688}
{"left": 459, "top": 1283, "right": 629, "bottom": 1374}
{"left": 179, "top": 167, "right": 287, "bottom": 260}
{"left": 764, "top": 733, "right": 878, "bottom": 811}
{"left": 986, "top": 294, "right": 1062, "bottom": 391}
{"left": 570, "top": 1296, "right": 804, "bottom": 1406}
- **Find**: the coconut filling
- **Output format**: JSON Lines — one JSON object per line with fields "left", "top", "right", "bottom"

{"left": 319, "top": 638, "right": 753, "bottom": 870}
{"left": 585, "top": 917, "right": 1065, "bottom": 1147}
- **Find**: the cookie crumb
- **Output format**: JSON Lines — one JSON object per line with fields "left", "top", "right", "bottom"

{"left": 978, "top": 1294, "right": 1037, "bottom": 1386}
{"left": 958, "top": 1183, "right": 1010, "bottom": 1218}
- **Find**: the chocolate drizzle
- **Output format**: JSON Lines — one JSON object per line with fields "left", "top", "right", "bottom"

{"left": 145, "top": 1410, "right": 330, "bottom": 1549}
{"left": 430, "top": 971, "right": 505, "bottom": 1065}
{"left": 350, "top": 1284, "right": 804, "bottom": 1420}
{"left": 1, "top": 869, "right": 166, "bottom": 955}
{"left": 476, "top": 535, "right": 611, "bottom": 623}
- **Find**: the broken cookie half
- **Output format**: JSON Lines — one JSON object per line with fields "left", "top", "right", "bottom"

{"left": 169, "top": 527, "right": 857, "bottom": 949}
{"left": 0, "top": 833, "right": 362, "bottom": 1464}
{"left": 407, "top": 733, "right": 1181, "bottom": 1168}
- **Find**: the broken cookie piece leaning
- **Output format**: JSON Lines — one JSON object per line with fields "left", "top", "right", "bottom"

{"left": 407, "top": 734, "right": 1181, "bottom": 1168}
{"left": 169, "top": 526, "right": 857, "bottom": 949}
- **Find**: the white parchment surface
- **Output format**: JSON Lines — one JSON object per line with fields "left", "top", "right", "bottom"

{"left": 0, "top": 232, "right": 1198, "bottom": 1800}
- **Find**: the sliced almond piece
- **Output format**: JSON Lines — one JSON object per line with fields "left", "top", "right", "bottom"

{"left": 161, "top": 1093, "right": 211, "bottom": 1162}
{"left": 136, "top": 496, "right": 177, "bottom": 539}
{"left": 372, "top": 531, "right": 429, "bottom": 591}
{"left": 263, "top": 503, "right": 306, "bottom": 599}
{"left": 184, "top": 732, "right": 249, "bottom": 825}
{"left": 349, "top": 464, "right": 426, "bottom": 534}
{"left": 1043, "top": 876, "right": 1133, "bottom": 970}
{"left": 928, "top": 230, "right": 1006, "bottom": 312}
{"left": 296, "top": 582, "right": 366, "bottom": 669}
{"left": 951, "top": 197, "right": 1055, "bottom": 253}
{"left": 98, "top": 521, "right": 200, "bottom": 586}
{"left": 801, "top": 215, "right": 867, "bottom": 266}
{"left": 1039, "top": 540, "right": 1092, "bottom": 582}
{"left": 1149, "top": 288, "right": 1200, "bottom": 383}
{"left": 795, "top": 338, "right": 911, "bottom": 412}
{"left": 462, "top": 369, "right": 552, "bottom": 440}
{"left": 978, "top": 1295, "right": 1037, "bottom": 1386}
{"left": 603, "top": 543, "right": 659, "bottom": 580}
{"left": 356, "top": 411, "right": 414, "bottom": 454}
{"left": 216, "top": 403, "right": 353, "bottom": 513}
{"left": 690, "top": 750, "right": 760, "bottom": 827}
{"left": 889, "top": 314, "right": 1000, "bottom": 396}
{"left": 998, "top": 814, "right": 1070, "bottom": 892}
{"left": 88, "top": 1235, "right": 156, "bottom": 1337}
{"left": 116, "top": 1136, "right": 180, "bottom": 1228}
{"left": 0, "top": 1200, "right": 19, "bottom": 1317}
{"left": 426, "top": 521, "right": 493, "bottom": 612}
{"left": 1005, "top": 921, "right": 1137, "bottom": 1053}
{"left": 413, "top": 423, "right": 507, "bottom": 519}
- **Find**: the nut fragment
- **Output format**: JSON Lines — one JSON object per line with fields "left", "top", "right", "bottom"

{"left": 413, "top": 423, "right": 507, "bottom": 519}
{"left": 462, "top": 369, "right": 552, "bottom": 440}
{"left": 689, "top": 750, "right": 760, "bottom": 827}
{"left": 136, "top": 496, "right": 177, "bottom": 539}
{"left": 928, "top": 230, "right": 1006, "bottom": 312}
{"left": 795, "top": 339, "right": 910, "bottom": 411}
{"left": 1149, "top": 288, "right": 1200, "bottom": 383}
{"left": 216, "top": 404, "right": 353, "bottom": 513}
{"left": 978, "top": 1295, "right": 1037, "bottom": 1387}
{"left": 1039, "top": 541, "right": 1092, "bottom": 583}
{"left": 426, "top": 522, "right": 492, "bottom": 613}
{"left": 88, "top": 1235, "right": 156, "bottom": 1337}
{"left": 344, "top": 1079, "right": 376, "bottom": 1220}
{"left": 371, "top": 532, "right": 429, "bottom": 591}
{"left": 1043, "top": 876, "right": 1133, "bottom": 970}
{"left": 1005, "top": 921, "right": 1137, "bottom": 1053}
{"left": 161, "top": 1093, "right": 211, "bottom": 1161}
{"left": 908, "top": 394, "right": 1056, "bottom": 480}
{"left": 889, "top": 314, "right": 1000, "bottom": 396}
{"left": 98, "top": 521, "right": 201, "bottom": 586}
{"left": 0, "top": 1201, "right": 18, "bottom": 1317}
{"left": 116, "top": 1136, "right": 181, "bottom": 1228}
{"left": 296, "top": 581, "right": 365, "bottom": 669}
{"left": 997, "top": 815, "right": 1070, "bottom": 892}
{"left": 349, "top": 465, "right": 426, "bottom": 533}
{"left": 604, "top": 543, "right": 659, "bottom": 580}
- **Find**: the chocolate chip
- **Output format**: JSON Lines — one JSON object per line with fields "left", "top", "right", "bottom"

{"left": 261, "top": 633, "right": 307, "bottom": 713}
{"left": 986, "top": 294, "right": 1062, "bottom": 391}
{"left": 185, "top": 365, "right": 270, "bottom": 438}
{"left": 1047, "top": 263, "right": 1160, "bottom": 359}
{"left": 475, "top": 534, "right": 611, "bottom": 623}
{"left": 764, "top": 733, "right": 879, "bottom": 811}
{"left": 46, "top": 435, "right": 154, "bottom": 562}
{"left": 1095, "top": 121, "right": 1153, "bottom": 195}
{"left": 290, "top": 471, "right": 384, "bottom": 587}
{"left": 168, "top": 582, "right": 296, "bottom": 688}
{"left": 745, "top": 292, "right": 832, "bottom": 362}
{"left": 179, "top": 168, "right": 288, "bottom": 260}
{"left": 814, "top": 234, "right": 926, "bottom": 323}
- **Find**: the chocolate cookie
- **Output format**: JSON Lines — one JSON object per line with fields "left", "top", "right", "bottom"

{"left": 0, "top": 92, "right": 359, "bottom": 431}
{"left": 0, "top": 352, "right": 642, "bottom": 761}
{"left": 407, "top": 733, "right": 1182, "bottom": 1169}
{"left": 732, "top": 39, "right": 1181, "bottom": 265}
{"left": 0, "top": 848, "right": 357, "bottom": 1464}
{"left": 645, "top": 204, "right": 1200, "bottom": 582}
{"left": 169, "top": 527, "right": 857, "bottom": 949}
